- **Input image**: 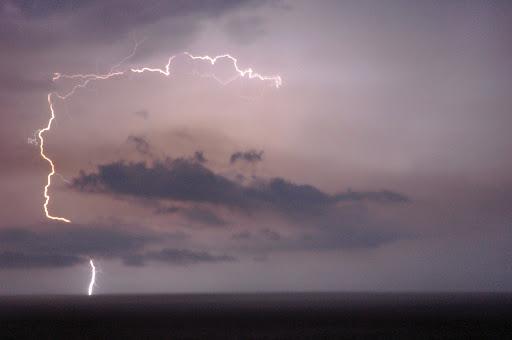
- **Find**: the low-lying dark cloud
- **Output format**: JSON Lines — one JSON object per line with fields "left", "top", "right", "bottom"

{"left": 0, "top": 225, "right": 154, "bottom": 258}
{"left": 123, "top": 248, "right": 236, "bottom": 266}
{"left": 230, "top": 150, "right": 264, "bottom": 164}
{"left": 0, "top": 225, "right": 153, "bottom": 269}
{"left": 72, "top": 157, "right": 409, "bottom": 218}
{"left": 0, "top": 225, "right": 225, "bottom": 268}
{"left": 0, "top": 252, "right": 85, "bottom": 269}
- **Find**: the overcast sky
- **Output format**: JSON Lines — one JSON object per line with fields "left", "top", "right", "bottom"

{"left": 1, "top": 0, "right": 511, "bottom": 294}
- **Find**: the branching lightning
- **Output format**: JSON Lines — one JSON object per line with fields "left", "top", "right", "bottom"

{"left": 36, "top": 50, "right": 281, "bottom": 223}
{"left": 183, "top": 52, "right": 282, "bottom": 88}
{"left": 37, "top": 94, "right": 71, "bottom": 223}
{"left": 88, "top": 259, "right": 96, "bottom": 296}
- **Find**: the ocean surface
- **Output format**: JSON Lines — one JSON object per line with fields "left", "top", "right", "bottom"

{"left": 2, "top": 293, "right": 511, "bottom": 339}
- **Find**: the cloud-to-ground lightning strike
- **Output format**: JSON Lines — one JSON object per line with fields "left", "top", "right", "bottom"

{"left": 88, "top": 259, "right": 96, "bottom": 296}
{"left": 36, "top": 51, "right": 281, "bottom": 223}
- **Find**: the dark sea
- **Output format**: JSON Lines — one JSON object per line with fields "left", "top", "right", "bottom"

{"left": 1, "top": 293, "right": 511, "bottom": 339}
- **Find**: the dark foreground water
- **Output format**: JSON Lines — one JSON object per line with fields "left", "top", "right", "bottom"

{"left": 1, "top": 293, "right": 511, "bottom": 339}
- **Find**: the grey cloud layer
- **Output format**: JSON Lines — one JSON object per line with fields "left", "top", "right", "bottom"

{"left": 72, "top": 157, "right": 409, "bottom": 217}
{"left": 0, "top": 226, "right": 153, "bottom": 257}
{"left": 69, "top": 156, "right": 410, "bottom": 250}
{"left": 0, "top": 252, "right": 85, "bottom": 269}
{"left": 2, "top": 0, "right": 265, "bottom": 47}
{"left": 0, "top": 225, "right": 232, "bottom": 269}
{"left": 124, "top": 248, "right": 235, "bottom": 267}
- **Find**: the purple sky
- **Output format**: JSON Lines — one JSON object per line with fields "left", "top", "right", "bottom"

{"left": 1, "top": 0, "right": 511, "bottom": 294}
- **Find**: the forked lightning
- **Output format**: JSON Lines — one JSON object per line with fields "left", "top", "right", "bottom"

{"left": 36, "top": 51, "right": 281, "bottom": 223}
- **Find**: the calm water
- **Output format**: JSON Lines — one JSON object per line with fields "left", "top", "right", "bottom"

{"left": 2, "top": 293, "right": 511, "bottom": 339}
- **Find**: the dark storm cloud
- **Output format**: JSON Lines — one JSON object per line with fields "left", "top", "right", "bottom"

{"left": 153, "top": 204, "right": 227, "bottom": 227}
{"left": 72, "top": 157, "right": 409, "bottom": 217}
{"left": 123, "top": 248, "right": 236, "bottom": 266}
{"left": 2, "top": 0, "right": 267, "bottom": 47}
{"left": 184, "top": 207, "right": 227, "bottom": 227}
{"left": 70, "top": 157, "right": 409, "bottom": 251}
{"left": 249, "top": 177, "right": 332, "bottom": 214}
{"left": 0, "top": 252, "right": 85, "bottom": 269}
{"left": 73, "top": 158, "right": 244, "bottom": 207}
{"left": 0, "top": 225, "right": 232, "bottom": 268}
{"left": 0, "top": 225, "right": 156, "bottom": 257}
{"left": 230, "top": 150, "right": 264, "bottom": 164}
{"left": 127, "top": 135, "right": 151, "bottom": 155}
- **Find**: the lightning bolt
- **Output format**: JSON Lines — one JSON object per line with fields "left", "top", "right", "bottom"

{"left": 183, "top": 52, "right": 282, "bottom": 88}
{"left": 37, "top": 94, "right": 71, "bottom": 223}
{"left": 36, "top": 50, "right": 281, "bottom": 223}
{"left": 88, "top": 259, "right": 96, "bottom": 296}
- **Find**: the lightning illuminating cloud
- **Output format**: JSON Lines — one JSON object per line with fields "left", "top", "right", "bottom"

{"left": 36, "top": 51, "right": 282, "bottom": 223}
